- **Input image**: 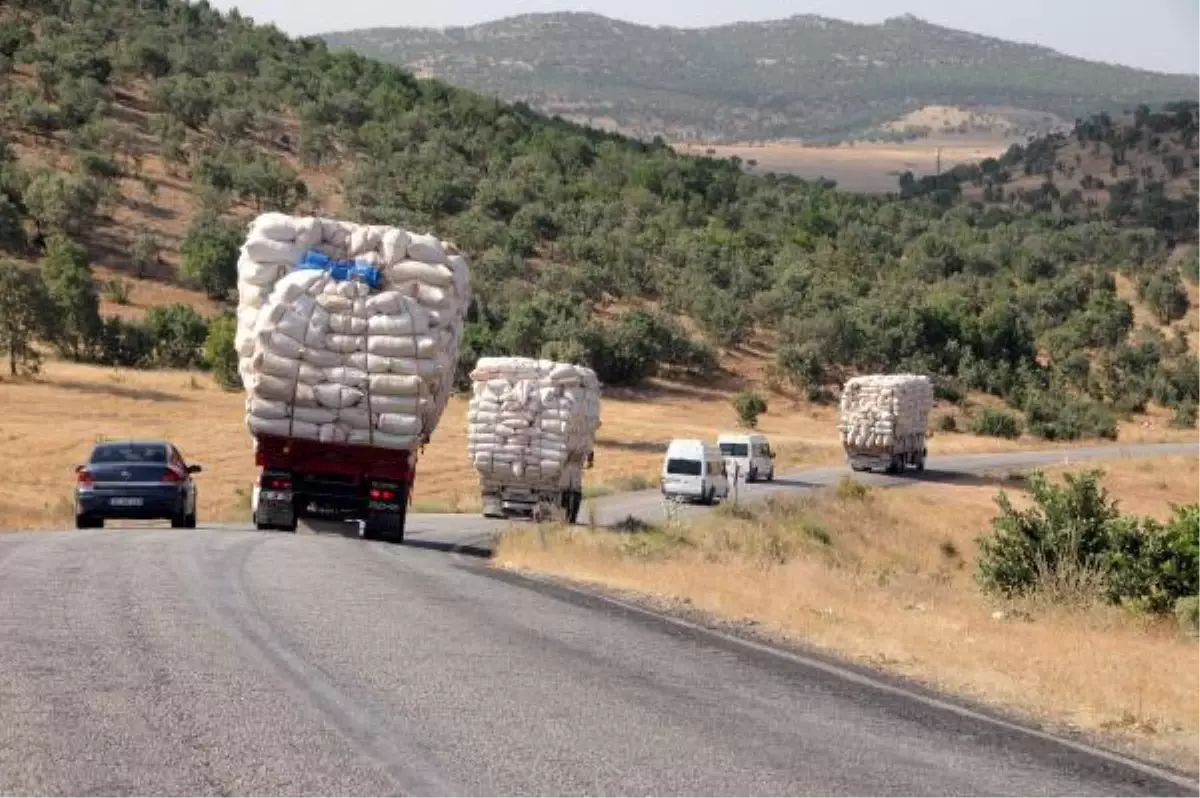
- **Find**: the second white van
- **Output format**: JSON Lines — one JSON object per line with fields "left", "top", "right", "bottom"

{"left": 661, "top": 439, "right": 729, "bottom": 504}
{"left": 717, "top": 432, "right": 776, "bottom": 483}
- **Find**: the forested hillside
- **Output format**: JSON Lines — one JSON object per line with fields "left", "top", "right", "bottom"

{"left": 0, "top": 0, "right": 1196, "bottom": 443}
{"left": 324, "top": 12, "right": 1200, "bottom": 142}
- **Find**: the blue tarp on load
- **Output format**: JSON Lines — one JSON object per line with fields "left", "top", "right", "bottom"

{"left": 296, "top": 250, "right": 383, "bottom": 290}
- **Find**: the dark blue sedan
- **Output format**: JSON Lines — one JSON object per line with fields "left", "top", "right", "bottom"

{"left": 74, "top": 441, "right": 202, "bottom": 529}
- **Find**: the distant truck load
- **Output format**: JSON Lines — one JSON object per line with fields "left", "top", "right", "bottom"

{"left": 234, "top": 212, "right": 470, "bottom": 541}
{"left": 838, "top": 374, "right": 933, "bottom": 474}
{"left": 467, "top": 357, "right": 601, "bottom": 523}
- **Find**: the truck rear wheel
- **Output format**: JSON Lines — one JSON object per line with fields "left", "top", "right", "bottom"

{"left": 363, "top": 482, "right": 407, "bottom": 544}
{"left": 567, "top": 490, "right": 582, "bottom": 525}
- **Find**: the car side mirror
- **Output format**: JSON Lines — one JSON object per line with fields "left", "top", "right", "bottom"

{"left": 770, "top": 451, "right": 776, "bottom": 459}
{"left": 74, "top": 464, "right": 84, "bottom": 473}
{"left": 187, "top": 464, "right": 203, "bottom": 474}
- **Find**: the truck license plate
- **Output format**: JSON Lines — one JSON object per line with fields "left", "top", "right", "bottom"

{"left": 260, "top": 490, "right": 289, "bottom": 501}
{"left": 110, "top": 497, "right": 143, "bottom": 507}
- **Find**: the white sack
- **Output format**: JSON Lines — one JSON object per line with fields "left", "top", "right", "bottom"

{"left": 236, "top": 213, "right": 470, "bottom": 452}
{"left": 466, "top": 356, "right": 602, "bottom": 491}
{"left": 837, "top": 374, "right": 934, "bottom": 449}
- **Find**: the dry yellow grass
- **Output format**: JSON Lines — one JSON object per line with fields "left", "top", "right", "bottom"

{"left": 495, "top": 456, "right": 1200, "bottom": 772}
{"left": 0, "top": 360, "right": 1193, "bottom": 528}
{"left": 674, "top": 138, "right": 1011, "bottom": 193}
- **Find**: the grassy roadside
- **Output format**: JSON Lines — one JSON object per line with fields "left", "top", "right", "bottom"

{"left": 494, "top": 455, "right": 1200, "bottom": 774}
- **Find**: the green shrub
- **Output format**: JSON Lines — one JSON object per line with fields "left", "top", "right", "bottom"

{"left": 1104, "top": 504, "right": 1199, "bottom": 614}
{"left": 144, "top": 303, "right": 208, "bottom": 369}
{"left": 969, "top": 407, "right": 1022, "bottom": 439}
{"left": 1023, "top": 392, "right": 1117, "bottom": 441}
{"left": 1175, "top": 596, "right": 1199, "bottom": 637}
{"left": 979, "top": 470, "right": 1200, "bottom": 615}
{"left": 937, "top": 414, "right": 959, "bottom": 433}
{"left": 202, "top": 313, "right": 240, "bottom": 390}
{"left": 1170, "top": 400, "right": 1198, "bottom": 429}
{"left": 97, "top": 316, "right": 154, "bottom": 367}
{"left": 100, "top": 277, "right": 130, "bottom": 305}
{"left": 179, "top": 216, "right": 242, "bottom": 300}
{"left": 733, "top": 391, "right": 767, "bottom": 428}
{"left": 977, "top": 470, "right": 1120, "bottom": 600}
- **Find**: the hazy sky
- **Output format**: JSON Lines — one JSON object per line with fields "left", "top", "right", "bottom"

{"left": 209, "top": 0, "right": 1200, "bottom": 75}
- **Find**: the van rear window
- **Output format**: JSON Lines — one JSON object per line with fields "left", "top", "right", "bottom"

{"left": 666, "top": 458, "right": 702, "bottom": 476}
{"left": 720, "top": 443, "right": 749, "bottom": 457}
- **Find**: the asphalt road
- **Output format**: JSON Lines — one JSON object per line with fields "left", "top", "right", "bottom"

{"left": 0, "top": 442, "right": 1196, "bottom": 796}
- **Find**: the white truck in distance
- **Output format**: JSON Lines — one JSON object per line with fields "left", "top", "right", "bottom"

{"left": 467, "top": 357, "right": 601, "bottom": 523}
{"left": 837, "top": 374, "right": 934, "bottom": 474}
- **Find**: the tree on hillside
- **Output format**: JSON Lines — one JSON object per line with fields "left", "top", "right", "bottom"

{"left": 0, "top": 259, "right": 55, "bottom": 376}
{"left": 1139, "top": 271, "right": 1190, "bottom": 324}
{"left": 130, "top": 227, "right": 160, "bottom": 279}
{"left": 145, "top": 303, "right": 208, "bottom": 369}
{"left": 179, "top": 215, "right": 242, "bottom": 300}
{"left": 150, "top": 74, "right": 214, "bottom": 130}
{"left": 733, "top": 391, "right": 767, "bottom": 428}
{"left": 22, "top": 170, "right": 101, "bottom": 238}
{"left": 40, "top": 235, "right": 101, "bottom": 360}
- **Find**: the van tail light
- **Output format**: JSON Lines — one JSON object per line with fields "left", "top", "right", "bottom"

{"left": 77, "top": 470, "right": 95, "bottom": 485}
{"left": 161, "top": 468, "right": 184, "bottom": 484}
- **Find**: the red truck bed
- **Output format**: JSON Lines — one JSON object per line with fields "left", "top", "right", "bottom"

{"left": 253, "top": 434, "right": 413, "bottom": 483}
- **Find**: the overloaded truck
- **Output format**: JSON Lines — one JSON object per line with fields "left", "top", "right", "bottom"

{"left": 837, "top": 374, "right": 933, "bottom": 474}
{"left": 467, "top": 357, "right": 601, "bottom": 523}
{"left": 234, "top": 212, "right": 470, "bottom": 541}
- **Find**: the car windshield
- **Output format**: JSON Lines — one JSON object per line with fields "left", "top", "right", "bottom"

{"left": 719, "top": 443, "right": 749, "bottom": 457}
{"left": 666, "top": 458, "right": 702, "bottom": 476}
{"left": 90, "top": 444, "right": 168, "bottom": 464}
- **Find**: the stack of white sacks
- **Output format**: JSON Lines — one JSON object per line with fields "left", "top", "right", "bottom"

{"left": 467, "top": 357, "right": 601, "bottom": 487}
{"left": 838, "top": 374, "right": 934, "bottom": 448}
{"left": 235, "top": 212, "right": 470, "bottom": 451}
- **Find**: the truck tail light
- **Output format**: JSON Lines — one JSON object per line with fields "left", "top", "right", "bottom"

{"left": 266, "top": 477, "right": 291, "bottom": 490}
{"left": 370, "top": 488, "right": 396, "bottom": 501}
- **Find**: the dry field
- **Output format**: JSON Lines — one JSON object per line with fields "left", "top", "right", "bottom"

{"left": 2, "top": 359, "right": 1192, "bottom": 528}
{"left": 675, "top": 137, "right": 1011, "bottom": 193}
{"left": 496, "top": 455, "right": 1200, "bottom": 773}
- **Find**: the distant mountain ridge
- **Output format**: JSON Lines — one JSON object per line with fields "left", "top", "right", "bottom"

{"left": 323, "top": 12, "right": 1200, "bottom": 142}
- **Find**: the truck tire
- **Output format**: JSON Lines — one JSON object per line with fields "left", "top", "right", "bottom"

{"left": 568, "top": 490, "right": 582, "bottom": 525}
{"left": 364, "top": 483, "right": 407, "bottom": 544}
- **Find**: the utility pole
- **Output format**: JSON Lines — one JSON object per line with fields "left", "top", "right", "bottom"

{"left": 935, "top": 146, "right": 942, "bottom": 177}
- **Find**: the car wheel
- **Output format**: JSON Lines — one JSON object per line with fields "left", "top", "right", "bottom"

{"left": 767, "top": 469, "right": 775, "bottom": 482}
{"left": 75, "top": 513, "right": 92, "bottom": 530}
{"left": 747, "top": 469, "right": 757, "bottom": 483}
{"left": 185, "top": 510, "right": 197, "bottom": 529}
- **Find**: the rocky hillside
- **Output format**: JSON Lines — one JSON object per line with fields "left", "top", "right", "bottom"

{"left": 324, "top": 12, "right": 1199, "bottom": 142}
{"left": 898, "top": 102, "right": 1199, "bottom": 245}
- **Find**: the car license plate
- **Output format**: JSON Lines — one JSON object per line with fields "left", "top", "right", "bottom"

{"left": 110, "top": 497, "right": 143, "bottom": 507}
